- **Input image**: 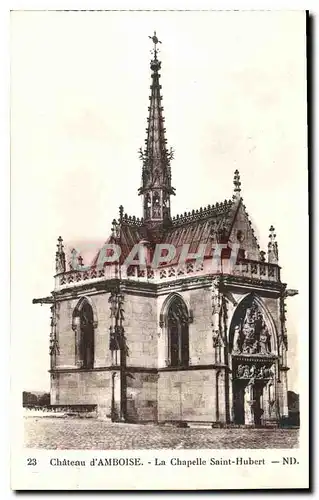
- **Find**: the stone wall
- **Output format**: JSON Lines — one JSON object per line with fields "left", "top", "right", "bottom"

{"left": 51, "top": 370, "right": 113, "bottom": 417}
{"left": 126, "top": 371, "right": 158, "bottom": 422}
{"left": 188, "top": 287, "right": 214, "bottom": 365}
{"left": 157, "top": 369, "right": 216, "bottom": 422}
{"left": 124, "top": 293, "right": 158, "bottom": 368}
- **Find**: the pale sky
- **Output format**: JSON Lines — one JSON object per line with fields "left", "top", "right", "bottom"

{"left": 11, "top": 10, "right": 308, "bottom": 393}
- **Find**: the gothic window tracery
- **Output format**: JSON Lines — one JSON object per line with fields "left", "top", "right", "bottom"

{"left": 167, "top": 296, "right": 189, "bottom": 367}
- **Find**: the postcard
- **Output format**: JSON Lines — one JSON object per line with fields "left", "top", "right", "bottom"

{"left": 10, "top": 8, "right": 309, "bottom": 490}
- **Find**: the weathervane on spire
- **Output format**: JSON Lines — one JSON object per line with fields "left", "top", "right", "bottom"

{"left": 149, "top": 31, "right": 161, "bottom": 59}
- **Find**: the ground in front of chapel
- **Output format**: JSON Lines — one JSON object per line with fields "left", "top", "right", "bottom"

{"left": 24, "top": 417, "right": 299, "bottom": 450}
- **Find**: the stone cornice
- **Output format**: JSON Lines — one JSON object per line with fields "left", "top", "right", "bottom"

{"left": 158, "top": 363, "right": 229, "bottom": 372}
{"left": 156, "top": 275, "right": 213, "bottom": 293}
{"left": 35, "top": 272, "right": 285, "bottom": 303}
{"left": 50, "top": 363, "right": 228, "bottom": 374}
{"left": 222, "top": 275, "right": 285, "bottom": 294}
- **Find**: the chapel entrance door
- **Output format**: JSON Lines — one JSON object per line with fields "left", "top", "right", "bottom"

{"left": 233, "top": 381, "right": 245, "bottom": 425}
{"left": 233, "top": 379, "right": 264, "bottom": 425}
{"left": 253, "top": 385, "right": 263, "bottom": 426}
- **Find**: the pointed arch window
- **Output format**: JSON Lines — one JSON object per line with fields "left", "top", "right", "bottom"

{"left": 73, "top": 299, "right": 95, "bottom": 369}
{"left": 167, "top": 296, "right": 189, "bottom": 367}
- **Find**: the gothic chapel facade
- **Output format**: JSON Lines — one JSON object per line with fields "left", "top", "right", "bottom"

{"left": 34, "top": 34, "right": 297, "bottom": 426}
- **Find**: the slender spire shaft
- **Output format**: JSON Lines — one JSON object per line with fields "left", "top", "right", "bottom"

{"left": 139, "top": 32, "right": 175, "bottom": 225}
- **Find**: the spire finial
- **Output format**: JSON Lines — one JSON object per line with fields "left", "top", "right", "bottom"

{"left": 57, "top": 235, "right": 63, "bottom": 251}
{"left": 233, "top": 169, "right": 241, "bottom": 200}
{"left": 55, "top": 236, "right": 66, "bottom": 274}
{"left": 119, "top": 205, "right": 124, "bottom": 221}
{"left": 268, "top": 225, "right": 279, "bottom": 263}
{"left": 149, "top": 31, "right": 161, "bottom": 60}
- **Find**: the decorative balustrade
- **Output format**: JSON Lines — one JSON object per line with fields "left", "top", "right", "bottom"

{"left": 55, "top": 257, "right": 280, "bottom": 290}
{"left": 232, "top": 259, "right": 280, "bottom": 282}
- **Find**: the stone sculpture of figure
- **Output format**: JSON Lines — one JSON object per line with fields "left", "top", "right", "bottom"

{"left": 232, "top": 325, "right": 241, "bottom": 354}
{"left": 213, "top": 329, "right": 223, "bottom": 348}
{"left": 259, "top": 322, "right": 270, "bottom": 354}
{"left": 242, "top": 307, "right": 255, "bottom": 334}
{"left": 257, "top": 365, "right": 265, "bottom": 378}
{"left": 264, "top": 366, "right": 274, "bottom": 379}
{"left": 237, "top": 364, "right": 244, "bottom": 378}
{"left": 249, "top": 365, "right": 256, "bottom": 377}
{"left": 243, "top": 365, "right": 250, "bottom": 378}
{"left": 211, "top": 278, "right": 221, "bottom": 315}
{"left": 242, "top": 307, "right": 257, "bottom": 353}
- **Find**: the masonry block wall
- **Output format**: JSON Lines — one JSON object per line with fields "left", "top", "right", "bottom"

{"left": 124, "top": 293, "right": 158, "bottom": 368}
{"left": 51, "top": 370, "right": 112, "bottom": 411}
{"left": 126, "top": 372, "right": 158, "bottom": 422}
{"left": 188, "top": 287, "right": 213, "bottom": 365}
{"left": 55, "top": 300, "right": 76, "bottom": 368}
{"left": 156, "top": 285, "right": 221, "bottom": 422}
{"left": 158, "top": 370, "right": 216, "bottom": 422}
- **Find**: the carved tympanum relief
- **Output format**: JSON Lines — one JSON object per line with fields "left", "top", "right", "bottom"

{"left": 231, "top": 297, "right": 272, "bottom": 355}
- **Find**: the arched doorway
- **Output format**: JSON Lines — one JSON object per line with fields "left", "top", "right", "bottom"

{"left": 229, "top": 294, "right": 277, "bottom": 425}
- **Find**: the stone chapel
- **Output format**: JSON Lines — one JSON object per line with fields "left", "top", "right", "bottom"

{"left": 33, "top": 33, "right": 297, "bottom": 426}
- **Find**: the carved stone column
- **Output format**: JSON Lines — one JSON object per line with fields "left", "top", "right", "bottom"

{"left": 211, "top": 277, "right": 224, "bottom": 363}
{"left": 158, "top": 314, "right": 169, "bottom": 368}
{"left": 108, "top": 289, "right": 127, "bottom": 421}
{"left": 72, "top": 316, "right": 82, "bottom": 368}
{"left": 262, "top": 382, "right": 271, "bottom": 421}
{"left": 244, "top": 382, "right": 255, "bottom": 425}
{"left": 108, "top": 291, "right": 120, "bottom": 366}
{"left": 49, "top": 302, "right": 60, "bottom": 370}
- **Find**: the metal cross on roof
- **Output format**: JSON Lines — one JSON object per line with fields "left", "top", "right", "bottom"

{"left": 149, "top": 31, "right": 161, "bottom": 58}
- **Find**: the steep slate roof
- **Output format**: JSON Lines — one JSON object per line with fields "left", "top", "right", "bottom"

{"left": 91, "top": 198, "right": 241, "bottom": 268}
{"left": 164, "top": 199, "right": 239, "bottom": 265}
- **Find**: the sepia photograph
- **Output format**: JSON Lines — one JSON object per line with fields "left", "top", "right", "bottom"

{"left": 10, "top": 8, "right": 309, "bottom": 490}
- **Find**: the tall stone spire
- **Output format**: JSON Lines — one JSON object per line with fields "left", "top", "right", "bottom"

{"left": 138, "top": 32, "right": 175, "bottom": 226}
